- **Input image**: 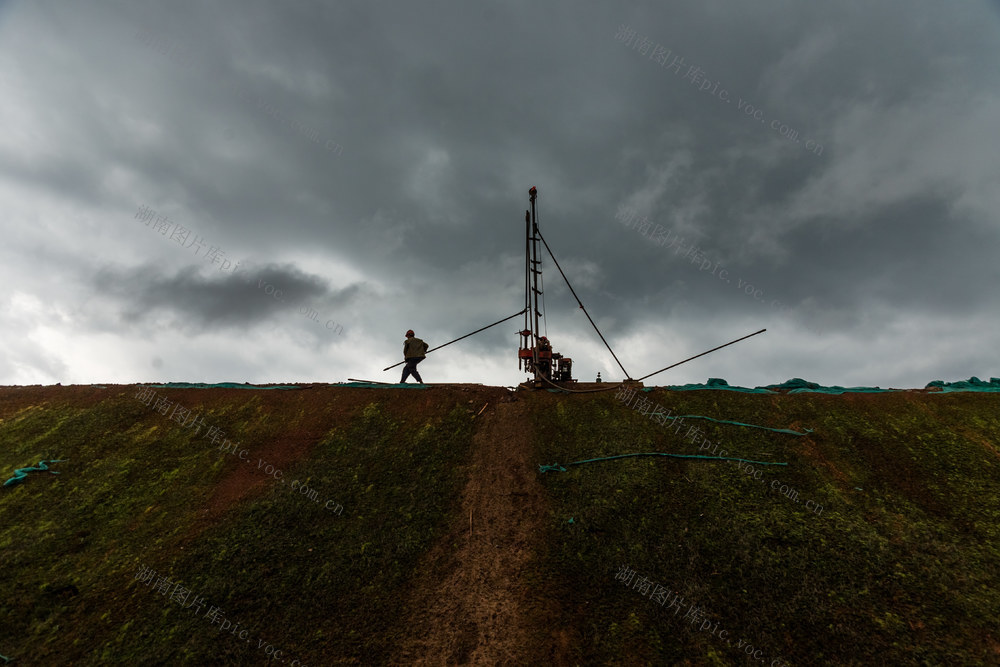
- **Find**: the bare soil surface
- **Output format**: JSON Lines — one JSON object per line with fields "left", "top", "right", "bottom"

{"left": 391, "top": 399, "right": 562, "bottom": 666}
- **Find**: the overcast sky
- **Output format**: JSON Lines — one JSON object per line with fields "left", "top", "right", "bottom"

{"left": 2, "top": 0, "right": 999, "bottom": 389}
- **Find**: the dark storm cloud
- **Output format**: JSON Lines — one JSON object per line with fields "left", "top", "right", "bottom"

{"left": 91, "top": 262, "right": 363, "bottom": 336}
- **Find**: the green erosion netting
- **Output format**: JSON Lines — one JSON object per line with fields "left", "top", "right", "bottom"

{"left": 649, "top": 378, "right": 776, "bottom": 394}
{"left": 761, "top": 378, "right": 894, "bottom": 394}
{"left": 925, "top": 376, "right": 1000, "bottom": 393}
{"left": 645, "top": 376, "right": 1000, "bottom": 394}
{"left": 643, "top": 376, "right": 893, "bottom": 394}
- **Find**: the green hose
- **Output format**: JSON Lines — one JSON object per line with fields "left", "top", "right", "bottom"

{"left": 539, "top": 452, "right": 787, "bottom": 473}
{"left": 3, "top": 459, "right": 67, "bottom": 488}
{"left": 649, "top": 412, "right": 812, "bottom": 436}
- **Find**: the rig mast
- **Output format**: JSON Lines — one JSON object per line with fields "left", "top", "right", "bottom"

{"left": 518, "top": 186, "right": 574, "bottom": 385}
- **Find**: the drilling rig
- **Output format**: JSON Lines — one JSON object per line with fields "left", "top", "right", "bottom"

{"left": 382, "top": 185, "right": 765, "bottom": 388}
{"left": 518, "top": 186, "right": 575, "bottom": 386}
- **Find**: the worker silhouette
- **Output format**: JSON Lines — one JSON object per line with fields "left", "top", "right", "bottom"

{"left": 400, "top": 329, "right": 428, "bottom": 384}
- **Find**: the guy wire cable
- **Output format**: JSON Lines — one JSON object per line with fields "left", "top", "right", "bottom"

{"left": 536, "top": 329, "right": 768, "bottom": 392}
{"left": 382, "top": 309, "right": 528, "bottom": 371}
{"left": 540, "top": 259, "right": 547, "bottom": 338}
{"left": 636, "top": 328, "right": 766, "bottom": 382}
{"left": 533, "top": 223, "right": 631, "bottom": 380}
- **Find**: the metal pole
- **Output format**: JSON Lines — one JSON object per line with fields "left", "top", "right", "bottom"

{"left": 529, "top": 187, "right": 541, "bottom": 379}
{"left": 524, "top": 209, "right": 530, "bottom": 338}
{"left": 382, "top": 309, "right": 528, "bottom": 372}
{"left": 635, "top": 328, "right": 766, "bottom": 382}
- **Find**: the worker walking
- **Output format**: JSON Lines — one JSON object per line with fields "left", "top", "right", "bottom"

{"left": 401, "top": 329, "right": 428, "bottom": 384}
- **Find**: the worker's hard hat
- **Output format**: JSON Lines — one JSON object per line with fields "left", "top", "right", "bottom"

{"left": 406, "top": 330, "right": 414, "bottom": 337}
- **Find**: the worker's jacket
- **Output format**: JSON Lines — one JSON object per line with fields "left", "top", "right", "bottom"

{"left": 404, "top": 337, "right": 428, "bottom": 359}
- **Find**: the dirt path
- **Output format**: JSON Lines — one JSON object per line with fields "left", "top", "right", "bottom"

{"left": 391, "top": 399, "right": 558, "bottom": 665}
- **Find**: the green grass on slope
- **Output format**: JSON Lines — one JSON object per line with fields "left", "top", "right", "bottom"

{"left": 0, "top": 392, "right": 477, "bottom": 665}
{"left": 528, "top": 390, "right": 1000, "bottom": 666}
